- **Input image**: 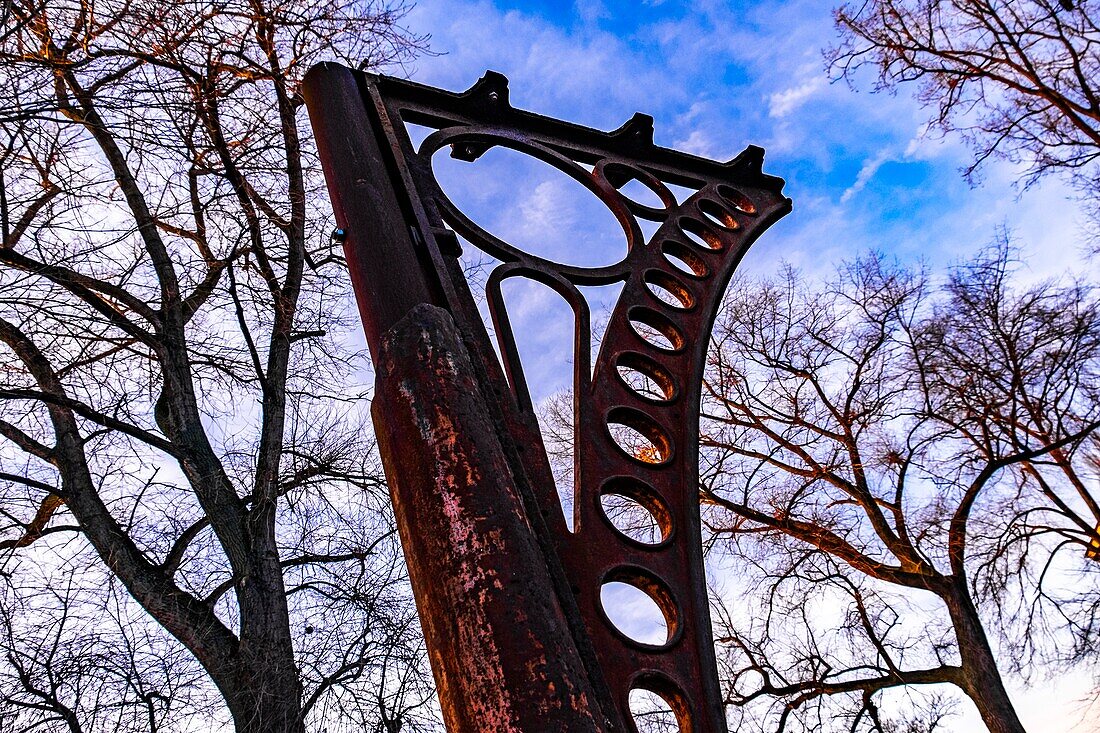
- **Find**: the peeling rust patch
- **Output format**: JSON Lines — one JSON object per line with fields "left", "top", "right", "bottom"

{"left": 373, "top": 304, "right": 610, "bottom": 733}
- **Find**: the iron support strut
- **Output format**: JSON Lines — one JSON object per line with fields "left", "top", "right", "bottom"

{"left": 303, "top": 62, "right": 791, "bottom": 733}
{"left": 303, "top": 64, "right": 616, "bottom": 732}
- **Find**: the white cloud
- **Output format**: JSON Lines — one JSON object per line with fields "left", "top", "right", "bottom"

{"left": 404, "top": 0, "right": 684, "bottom": 131}
{"left": 841, "top": 150, "right": 893, "bottom": 203}
{"left": 674, "top": 129, "right": 719, "bottom": 158}
{"left": 768, "top": 75, "right": 827, "bottom": 118}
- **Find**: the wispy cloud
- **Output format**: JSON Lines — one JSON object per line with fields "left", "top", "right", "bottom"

{"left": 841, "top": 149, "right": 893, "bottom": 203}
{"left": 768, "top": 75, "right": 826, "bottom": 118}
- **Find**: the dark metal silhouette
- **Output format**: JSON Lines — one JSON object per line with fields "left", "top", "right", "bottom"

{"left": 302, "top": 64, "right": 791, "bottom": 733}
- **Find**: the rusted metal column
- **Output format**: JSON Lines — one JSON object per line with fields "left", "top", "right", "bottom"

{"left": 301, "top": 63, "right": 442, "bottom": 357}
{"left": 303, "top": 64, "right": 615, "bottom": 733}
{"left": 373, "top": 304, "right": 612, "bottom": 732}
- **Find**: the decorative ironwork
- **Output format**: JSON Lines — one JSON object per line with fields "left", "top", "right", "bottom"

{"left": 303, "top": 65, "right": 791, "bottom": 733}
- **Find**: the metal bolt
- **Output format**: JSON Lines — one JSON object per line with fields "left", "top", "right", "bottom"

{"left": 488, "top": 91, "right": 500, "bottom": 103}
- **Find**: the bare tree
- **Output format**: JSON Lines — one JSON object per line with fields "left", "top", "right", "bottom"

{"left": 700, "top": 246, "right": 1100, "bottom": 732}
{"left": 0, "top": 0, "right": 438, "bottom": 730}
{"left": 828, "top": 0, "right": 1100, "bottom": 192}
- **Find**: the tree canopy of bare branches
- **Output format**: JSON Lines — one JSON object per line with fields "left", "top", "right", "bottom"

{"left": 829, "top": 0, "right": 1100, "bottom": 193}
{"left": 701, "top": 247, "right": 1100, "bottom": 733}
{"left": 0, "top": 0, "right": 438, "bottom": 730}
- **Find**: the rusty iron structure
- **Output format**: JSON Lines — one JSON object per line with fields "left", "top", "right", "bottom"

{"left": 302, "top": 64, "right": 791, "bottom": 733}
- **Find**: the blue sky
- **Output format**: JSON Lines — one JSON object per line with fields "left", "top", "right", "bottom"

{"left": 383, "top": 1, "right": 1096, "bottom": 730}
{"left": 402, "top": 0, "right": 1090, "bottom": 277}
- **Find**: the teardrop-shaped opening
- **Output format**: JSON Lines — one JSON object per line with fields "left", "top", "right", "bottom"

{"left": 535, "top": 390, "right": 577, "bottom": 532}
{"left": 644, "top": 270, "right": 694, "bottom": 310}
{"left": 606, "top": 406, "right": 672, "bottom": 465}
{"left": 432, "top": 143, "right": 627, "bottom": 267}
{"left": 698, "top": 198, "right": 739, "bottom": 230}
{"left": 678, "top": 217, "right": 723, "bottom": 251}
{"left": 615, "top": 351, "right": 677, "bottom": 403}
{"left": 600, "top": 477, "right": 673, "bottom": 545}
{"left": 497, "top": 277, "right": 576, "bottom": 401}
{"left": 578, "top": 281, "right": 625, "bottom": 377}
{"left": 717, "top": 184, "right": 757, "bottom": 214}
{"left": 496, "top": 277, "right": 578, "bottom": 530}
{"left": 628, "top": 307, "right": 685, "bottom": 352}
{"left": 661, "top": 240, "right": 710, "bottom": 279}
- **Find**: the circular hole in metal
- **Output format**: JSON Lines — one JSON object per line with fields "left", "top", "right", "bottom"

{"left": 600, "top": 567, "right": 681, "bottom": 648}
{"left": 629, "top": 676, "right": 691, "bottom": 733}
{"left": 628, "top": 307, "right": 685, "bottom": 352}
{"left": 600, "top": 477, "right": 673, "bottom": 545}
{"left": 606, "top": 406, "right": 673, "bottom": 465}
{"left": 601, "top": 582, "right": 668, "bottom": 647}
{"left": 717, "top": 184, "right": 757, "bottom": 214}
{"left": 644, "top": 270, "right": 694, "bottom": 310}
{"left": 698, "top": 199, "right": 739, "bottom": 230}
{"left": 678, "top": 217, "right": 722, "bottom": 251}
{"left": 661, "top": 240, "right": 710, "bottom": 279}
{"left": 615, "top": 351, "right": 676, "bottom": 402}
{"left": 628, "top": 688, "right": 681, "bottom": 732}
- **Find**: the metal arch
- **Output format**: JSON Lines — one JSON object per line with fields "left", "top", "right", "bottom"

{"left": 303, "top": 64, "right": 791, "bottom": 733}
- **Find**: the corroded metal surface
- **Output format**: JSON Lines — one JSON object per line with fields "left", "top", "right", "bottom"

{"left": 373, "top": 304, "right": 610, "bottom": 732}
{"left": 303, "top": 63, "right": 791, "bottom": 733}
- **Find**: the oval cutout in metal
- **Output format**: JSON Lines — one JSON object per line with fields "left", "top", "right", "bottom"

{"left": 606, "top": 406, "right": 673, "bottom": 465}
{"left": 599, "top": 566, "right": 682, "bottom": 650}
{"left": 717, "top": 184, "right": 757, "bottom": 214}
{"left": 600, "top": 476, "right": 673, "bottom": 546}
{"left": 627, "top": 307, "right": 685, "bottom": 352}
{"left": 628, "top": 675, "right": 692, "bottom": 733}
{"left": 698, "top": 198, "right": 739, "bottom": 230}
{"left": 615, "top": 351, "right": 677, "bottom": 403}
{"left": 661, "top": 240, "right": 711, "bottom": 279}
{"left": 678, "top": 217, "right": 723, "bottom": 251}
{"left": 644, "top": 269, "right": 695, "bottom": 310}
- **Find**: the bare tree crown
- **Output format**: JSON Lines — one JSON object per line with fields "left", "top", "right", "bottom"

{"left": 830, "top": 0, "right": 1100, "bottom": 190}
{"left": 0, "top": 0, "right": 437, "bottom": 730}
{"left": 701, "top": 247, "right": 1100, "bottom": 732}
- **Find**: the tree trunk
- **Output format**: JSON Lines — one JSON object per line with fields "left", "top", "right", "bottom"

{"left": 943, "top": 585, "right": 1026, "bottom": 733}
{"left": 224, "top": 675, "right": 304, "bottom": 733}
{"left": 225, "top": 561, "right": 305, "bottom": 733}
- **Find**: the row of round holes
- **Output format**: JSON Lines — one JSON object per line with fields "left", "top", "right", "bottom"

{"left": 603, "top": 188, "right": 748, "bottom": 575}
{"left": 606, "top": 186, "right": 763, "bottom": 530}
{"left": 610, "top": 201, "right": 724, "bottom": 463}
{"left": 600, "top": 193, "right": 722, "bottom": 664}
{"left": 608, "top": 163, "right": 757, "bottom": 221}
{"left": 632, "top": 188, "right": 758, "bottom": 353}
{"left": 600, "top": 176, "right": 759, "bottom": 733}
